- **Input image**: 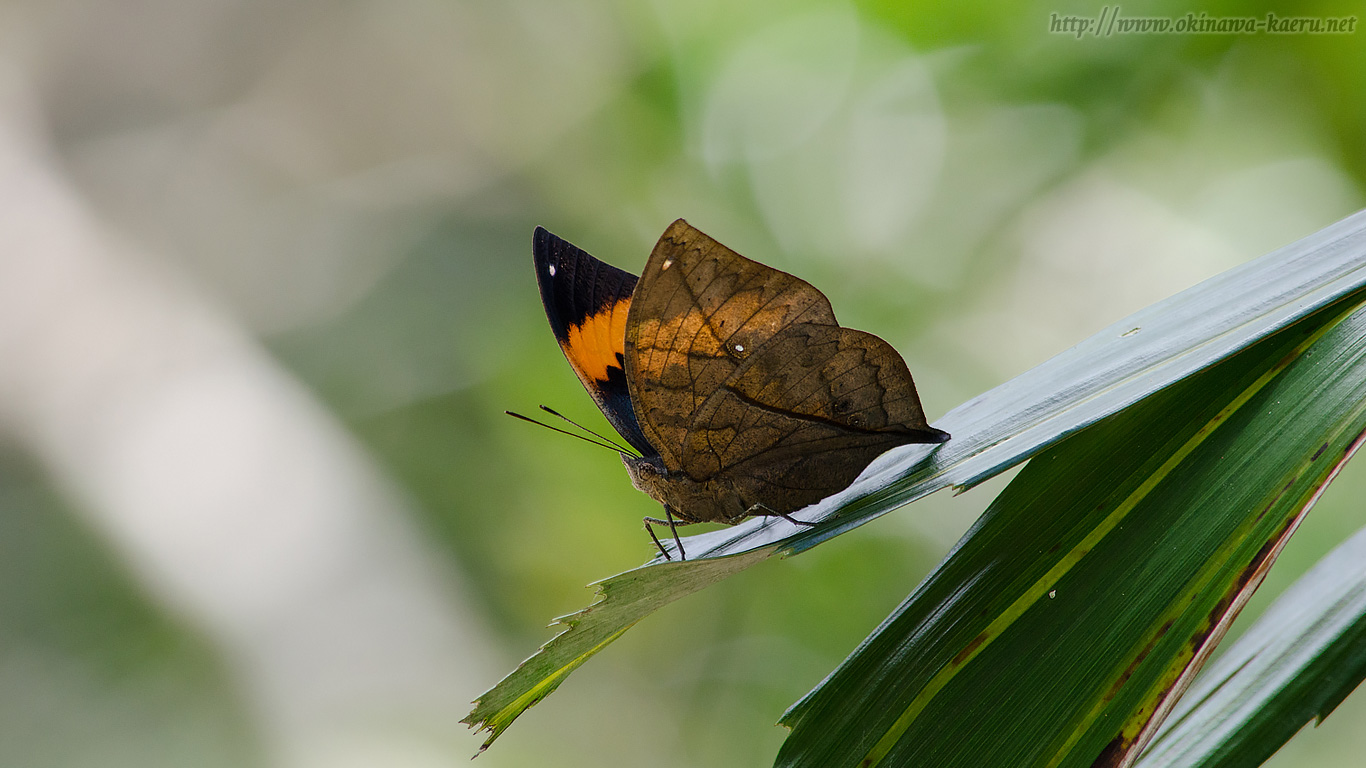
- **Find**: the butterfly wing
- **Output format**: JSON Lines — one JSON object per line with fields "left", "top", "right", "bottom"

{"left": 533, "top": 226, "right": 655, "bottom": 457}
{"left": 682, "top": 322, "right": 949, "bottom": 514}
{"left": 623, "top": 219, "right": 838, "bottom": 470}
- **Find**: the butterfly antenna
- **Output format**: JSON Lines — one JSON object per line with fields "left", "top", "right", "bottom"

{"left": 538, "top": 405, "right": 640, "bottom": 458}
{"left": 504, "top": 410, "right": 629, "bottom": 455}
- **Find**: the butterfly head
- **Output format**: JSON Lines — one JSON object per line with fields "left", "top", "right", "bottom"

{"left": 622, "top": 453, "right": 751, "bottom": 526}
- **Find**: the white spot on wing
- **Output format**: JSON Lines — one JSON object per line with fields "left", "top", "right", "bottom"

{"left": 548, "top": 263, "right": 557, "bottom": 276}
{"left": 662, "top": 259, "right": 673, "bottom": 270}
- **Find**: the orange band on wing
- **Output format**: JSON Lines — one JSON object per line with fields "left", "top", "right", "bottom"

{"left": 562, "top": 297, "right": 631, "bottom": 384}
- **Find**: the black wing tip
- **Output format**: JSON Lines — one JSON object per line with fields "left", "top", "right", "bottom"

{"left": 532, "top": 225, "right": 602, "bottom": 274}
{"left": 532, "top": 226, "right": 575, "bottom": 343}
{"left": 532, "top": 225, "right": 562, "bottom": 259}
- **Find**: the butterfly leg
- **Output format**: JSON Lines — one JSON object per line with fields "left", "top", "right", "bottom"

{"left": 643, "top": 518, "right": 672, "bottom": 561}
{"left": 748, "top": 503, "right": 818, "bottom": 528}
{"left": 643, "top": 506, "right": 687, "bottom": 561}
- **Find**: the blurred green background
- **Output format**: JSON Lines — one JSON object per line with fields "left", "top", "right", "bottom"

{"left": 0, "top": 1, "right": 1362, "bottom": 766}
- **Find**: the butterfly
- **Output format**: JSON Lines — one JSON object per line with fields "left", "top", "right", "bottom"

{"left": 524, "top": 219, "right": 949, "bottom": 560}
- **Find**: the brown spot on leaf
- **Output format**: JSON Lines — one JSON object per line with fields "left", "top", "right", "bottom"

{"left": 952, "top": 633, "right": 988, "bottom": 666}
{"left": 1090, "top": 734, "right": 1130, "bottom": 768}
{"left": 1103, "top": 621, "right": 1173, "bottom": 702}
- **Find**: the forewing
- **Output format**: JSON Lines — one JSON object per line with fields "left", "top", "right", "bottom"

{"left": 682, "top": 323, "right": 949, "bottom": 513}
{"left": 533, "top": 226, "right": 654, "bottom": 456}
{"left": 624, "top": 219, "right": 838, "bottom": 469}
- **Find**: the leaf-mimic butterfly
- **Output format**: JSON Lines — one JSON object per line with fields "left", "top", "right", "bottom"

{"left": 520, "top": 219, "right": 948, "bottom": 559}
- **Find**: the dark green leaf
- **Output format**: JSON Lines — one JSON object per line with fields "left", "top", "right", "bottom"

{"left": 1137, "top": 518, "right": 1366, "bottom": 768}
{"left": 774, "top": 299, "right": 1366, "bottom": 767}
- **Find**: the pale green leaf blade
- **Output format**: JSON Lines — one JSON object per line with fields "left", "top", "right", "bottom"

{"left": 461, "top": 546, "right": 773, "bottom": 751}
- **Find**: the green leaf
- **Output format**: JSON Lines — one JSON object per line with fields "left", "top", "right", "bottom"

{"left": 774, "top": 298, "right": 1366, "bottom": 767}
{"left": 1137, "top": 518, "right": 1366, "bottom": 768}
{"left": 464, "top": 210, "right": 1366, "bottom": 751}
{"left": 461, "top": 545, "right": 773, "bottom": 751}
